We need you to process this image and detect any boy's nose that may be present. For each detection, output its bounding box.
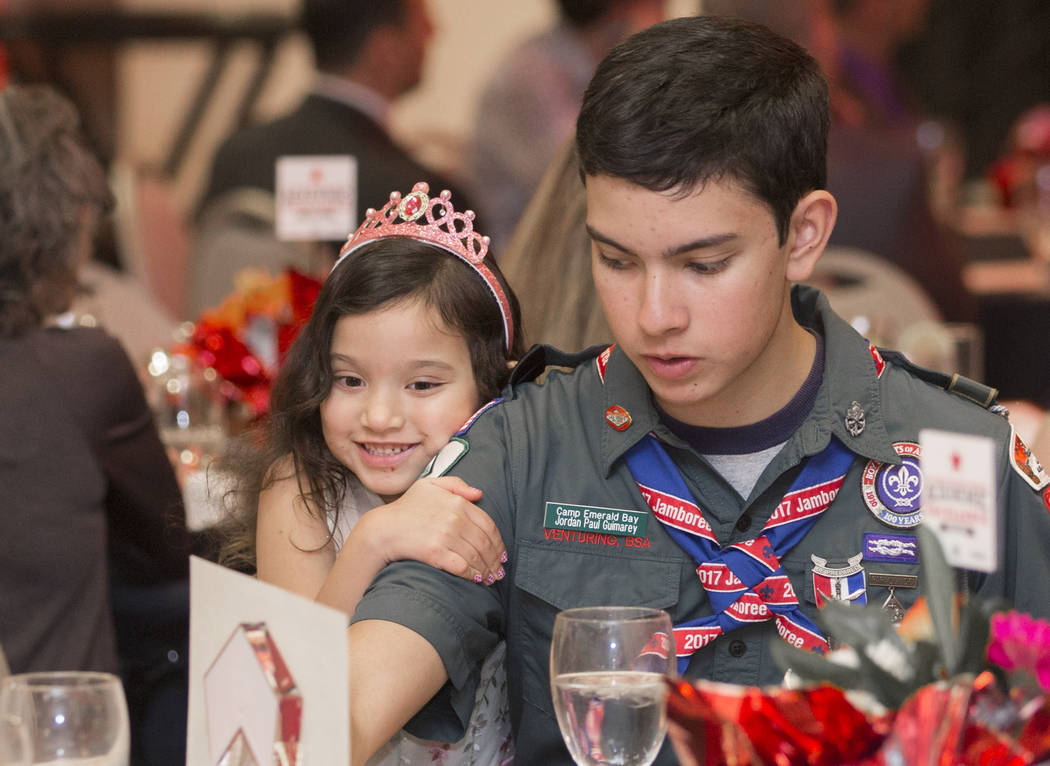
[637,272,687,336]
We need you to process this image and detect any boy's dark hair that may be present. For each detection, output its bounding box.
[301,0,407,72]
[217,237,524,571]
[576,14,829,243]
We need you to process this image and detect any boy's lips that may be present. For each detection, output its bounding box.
[355,442,418,468]
[642,354,700,380]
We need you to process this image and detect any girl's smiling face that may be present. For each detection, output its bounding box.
[320,298,480,501]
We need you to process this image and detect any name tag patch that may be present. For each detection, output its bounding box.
[544,502,648,538]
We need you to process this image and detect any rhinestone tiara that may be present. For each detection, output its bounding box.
[332,181,513,353]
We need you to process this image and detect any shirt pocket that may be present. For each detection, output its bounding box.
[515,540,681,717]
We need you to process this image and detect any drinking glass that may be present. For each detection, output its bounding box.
[0,712,30,765]
[550,606,674,766]
[0,672,129,765]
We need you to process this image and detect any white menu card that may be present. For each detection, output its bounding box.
[186,556,349,765]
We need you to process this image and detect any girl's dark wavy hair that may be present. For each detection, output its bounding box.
[217,237,525,571]
[0,85,113,337]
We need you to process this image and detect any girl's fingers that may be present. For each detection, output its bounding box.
[429,475,483,501]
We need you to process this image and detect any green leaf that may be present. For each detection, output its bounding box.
[954,601,993,677]
[770,640,862,689]
[917,525,960,674]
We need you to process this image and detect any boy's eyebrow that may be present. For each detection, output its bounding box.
[585,224,737,258]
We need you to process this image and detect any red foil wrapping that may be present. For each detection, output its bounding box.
[665,675,1050,766]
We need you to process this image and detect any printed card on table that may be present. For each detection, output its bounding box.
[919,429,998,573]
[187,556,349,766]
[275,155,357,241]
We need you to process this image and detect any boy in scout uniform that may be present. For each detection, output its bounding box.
[346,16,1050,765]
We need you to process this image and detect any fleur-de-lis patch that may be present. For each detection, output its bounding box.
[861,442,924,528]
[885,463,920,507]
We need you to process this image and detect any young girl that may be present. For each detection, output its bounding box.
[221,182,524,765]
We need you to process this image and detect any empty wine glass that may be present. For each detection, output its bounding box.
[0,672,129,765]
[550,606,675,766]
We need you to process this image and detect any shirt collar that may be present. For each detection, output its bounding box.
[792,284,899,465]
[311,74,391,130]
[595,284,900,475]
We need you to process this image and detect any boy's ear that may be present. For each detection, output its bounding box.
[784,190,837,282]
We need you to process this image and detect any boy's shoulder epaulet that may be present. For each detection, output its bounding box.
[509,343,607,386]
[878,348,1009,417]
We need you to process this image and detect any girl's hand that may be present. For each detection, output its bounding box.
[360,476,507,585]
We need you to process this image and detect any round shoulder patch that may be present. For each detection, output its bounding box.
[861,442,923,528]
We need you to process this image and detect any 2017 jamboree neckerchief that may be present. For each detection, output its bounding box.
[623,433,855,672]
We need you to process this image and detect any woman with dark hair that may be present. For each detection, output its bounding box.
[0,84,193,760]
[218,182,521,765]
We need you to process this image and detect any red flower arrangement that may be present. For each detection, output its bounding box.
[177,268,321,416]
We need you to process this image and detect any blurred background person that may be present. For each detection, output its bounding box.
[500,140,611,351]
[192,0,472,315]
[467,0,665,250]
[0,84,193,765]
[827,0,930,131]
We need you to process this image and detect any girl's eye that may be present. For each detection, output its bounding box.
[335,374,364,388]
[408,380,443,392]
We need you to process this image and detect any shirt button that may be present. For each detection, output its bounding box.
[728,640,747,658]
[735,515,752,532]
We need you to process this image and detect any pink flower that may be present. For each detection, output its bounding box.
[987,610,1050,692]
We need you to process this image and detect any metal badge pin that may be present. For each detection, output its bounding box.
[604,405,632,431]
[882,587,906,624]
[845,401,866,436]
[868,572,918,624]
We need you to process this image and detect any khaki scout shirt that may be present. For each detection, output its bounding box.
[353,285,1050,765]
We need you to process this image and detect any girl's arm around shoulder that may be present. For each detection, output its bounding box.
[319,476,505,615]
[257,458,506,616]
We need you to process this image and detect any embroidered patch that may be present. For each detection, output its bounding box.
[811,553,867,608]
[543,502,648,538]
[605,405,632,431]
[1010,424,1050,491]
[862,533,919,564]
[862,442,924,528]
[421,437,468,478]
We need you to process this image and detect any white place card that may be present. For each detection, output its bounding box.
[187,556,350,766]
[919,429,998,573]
[275,155,357,241]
